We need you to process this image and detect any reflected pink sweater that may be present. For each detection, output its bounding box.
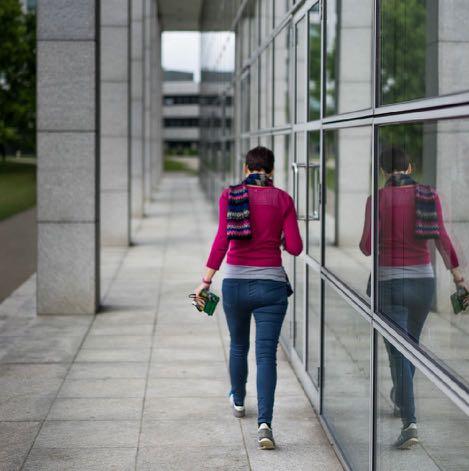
[206,186,303,270]
[359,186,459,269]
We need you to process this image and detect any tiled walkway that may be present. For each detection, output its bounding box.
[0,173,342,470]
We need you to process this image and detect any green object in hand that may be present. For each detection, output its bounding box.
[190,289,220,316]
[451,287,469,315]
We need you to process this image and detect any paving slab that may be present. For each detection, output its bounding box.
[58,378,147,398]
[0,395,55,421]
[0,421,41,470]
[23,447,136,471]
[136,445,249,471]
[35,420,140,448]
[47,397,143,421]
[67,362,148,379]
[75,348,151,363]
[139,418,242,448]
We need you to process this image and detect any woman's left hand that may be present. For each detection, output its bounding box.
[453,276,469,309]
[193,282,210,308]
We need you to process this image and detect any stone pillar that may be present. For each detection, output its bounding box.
[37,0,100,314]
[336,0,373,113]
[131,0,145,219]
[143,0,152,201]
[150,3,163,192]
[100,0,131,246]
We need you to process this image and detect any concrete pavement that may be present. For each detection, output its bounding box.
[0,173,342,470]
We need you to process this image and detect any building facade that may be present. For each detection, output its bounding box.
[163,70,200,154]
[200,1,469,470]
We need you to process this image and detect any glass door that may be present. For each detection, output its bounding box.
[306,130,322,393]
[292,131,307,361]
[292,13,307,363]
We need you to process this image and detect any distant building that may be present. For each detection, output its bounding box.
[163,70,200,154]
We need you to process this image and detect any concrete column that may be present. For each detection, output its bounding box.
[150,4,163,191]
[100,0,130,246]
[143,0,152,201]
[336,0,373,113]
[37,0,99,314]
[131,0,145,218]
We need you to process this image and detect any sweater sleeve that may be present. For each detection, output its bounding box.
[205,189,230,270]
[359,196,372,256]
[282,196,303,256]
[434,192,459,269]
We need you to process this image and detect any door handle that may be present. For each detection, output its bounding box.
[310,164,320,221]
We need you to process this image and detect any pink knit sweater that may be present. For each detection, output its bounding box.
[206,185,303,270]
[359,186,459,269]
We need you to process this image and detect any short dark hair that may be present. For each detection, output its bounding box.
[245,146,275,173]
[380,145,410,173]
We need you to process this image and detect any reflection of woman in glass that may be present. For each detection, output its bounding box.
[359,146,467,449]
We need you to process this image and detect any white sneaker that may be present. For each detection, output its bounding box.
[229,393,245,418]
[258,423,275,450]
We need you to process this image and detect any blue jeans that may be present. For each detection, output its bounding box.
[222,278,288,425]
[379,277,435,426]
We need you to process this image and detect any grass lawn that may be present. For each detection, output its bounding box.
[0,159,37,221]
[164,157,197,175]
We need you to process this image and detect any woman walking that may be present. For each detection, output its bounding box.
[194,146,302,449]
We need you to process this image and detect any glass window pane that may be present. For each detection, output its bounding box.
[274,0,290,27]
[240,138,250,179]
[294,257,305,358]
[323,282,371,471]
[250,59,259,131]
[260,0,273,43]
[295,16,307,123]
[308,3,321,121]
[308,130,321,261]
[249,0,259,53]
[241,73,250,133]
[376,332,469,469]
[274,24,291,126]
[295,131,306,164]
[307,265,321,385]
[273,133,291,192]
[281,252,294,344]
[380,0,469,105]
[250,135,259,148]
[259,134,272,149]
[260,45,273,129]
[241,12,251,65]
[325,127,372,300]
[377,120,469,385]
[326,0,373,116]
[295,132,307,244]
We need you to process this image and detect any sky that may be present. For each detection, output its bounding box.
[162,32,201,82]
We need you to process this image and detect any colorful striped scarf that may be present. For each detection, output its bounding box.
[386,173,440,239]
[227,173,274,240]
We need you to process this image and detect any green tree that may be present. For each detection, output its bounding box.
[380,0,427,105]
[380,0,427,169]
[0,0,36,159]
[308,5,321,120]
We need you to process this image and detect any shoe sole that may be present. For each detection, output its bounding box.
[397,437,419,450]
[232,408,245,418]
[258,438,275,450]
